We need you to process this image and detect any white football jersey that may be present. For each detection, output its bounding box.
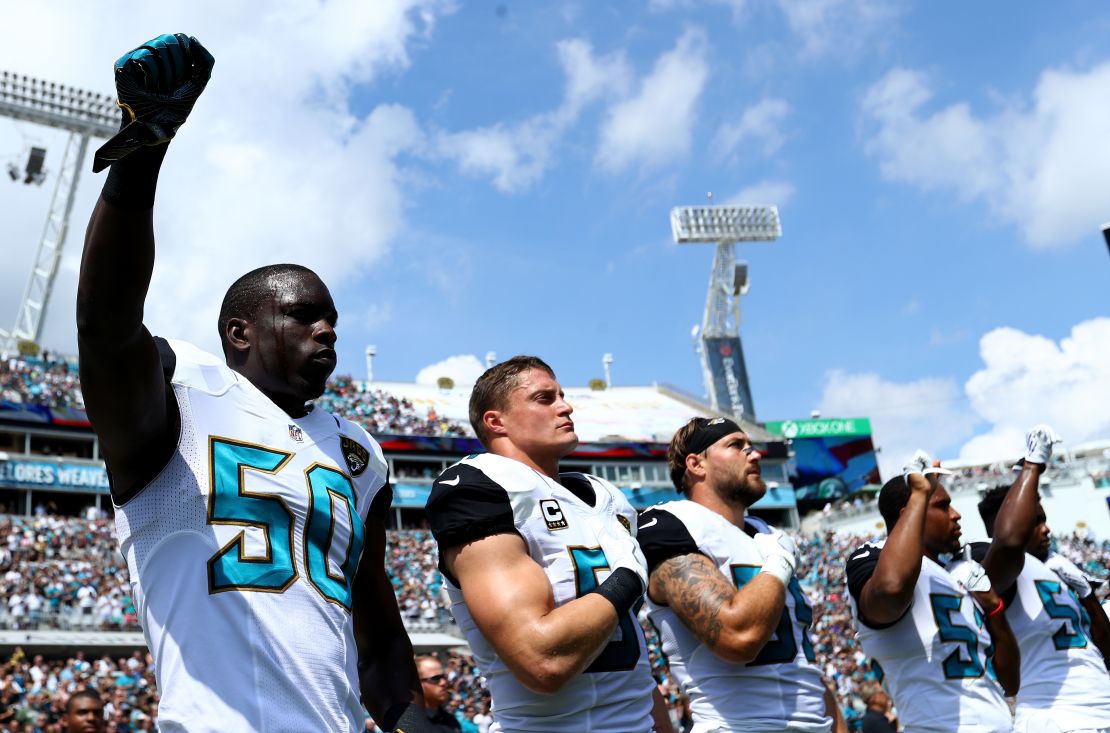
[426,453,655,733]
[638,501,831,733]
[1008,553,1110,730]
[846,541,1012,733]
[113,340,389,733]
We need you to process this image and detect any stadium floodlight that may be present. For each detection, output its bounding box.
[670,205,781,244]
[365,345,377,383]
[672,203,782,422]
[0,71,118,353]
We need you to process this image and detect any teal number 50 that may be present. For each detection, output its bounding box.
[207,438,365,610]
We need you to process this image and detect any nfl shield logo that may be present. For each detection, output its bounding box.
[288,424,303,443]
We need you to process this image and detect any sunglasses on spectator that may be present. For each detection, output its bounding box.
[421,673,447,684]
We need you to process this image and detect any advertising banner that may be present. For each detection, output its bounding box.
[0,459,110,493]
[764,417,880,508]
[703,336,755,421]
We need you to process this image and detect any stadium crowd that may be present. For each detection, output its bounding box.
[3,512,1110,731]
[0,354,472,440]
[0,355,81,412]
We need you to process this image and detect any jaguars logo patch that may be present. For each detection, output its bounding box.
[340,436,369,477]
[616,514,632,535]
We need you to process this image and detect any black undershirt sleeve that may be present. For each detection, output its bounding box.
[367,481,393,522]
[636,507,701,576]
[846,542,912,629]
[426,463,516,584]
[845,543,883,602]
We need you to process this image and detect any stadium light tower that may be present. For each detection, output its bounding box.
[671,203,781,421]
[365,345,377,383]
[602,353,613,388]
[0,71,117,352]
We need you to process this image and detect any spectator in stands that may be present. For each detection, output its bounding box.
[859,689,896,733]
[416,656,462,732]
[64,689,105,733]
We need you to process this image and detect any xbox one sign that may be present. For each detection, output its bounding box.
[765,417,871,439]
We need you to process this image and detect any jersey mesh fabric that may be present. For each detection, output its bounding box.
[1008,554,1110,730]
[641,501,831,733]
[430,453,655,733]
[113,341,387,733]
[847,544,1012,733]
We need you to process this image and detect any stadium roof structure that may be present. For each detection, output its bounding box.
[369,380,774,444]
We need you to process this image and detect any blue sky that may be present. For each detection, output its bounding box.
[1,1,1108,473]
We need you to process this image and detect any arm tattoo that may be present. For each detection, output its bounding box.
[656,553,734,650]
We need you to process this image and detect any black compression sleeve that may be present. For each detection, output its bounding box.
[588,567,643,616]
[101,143,169,209]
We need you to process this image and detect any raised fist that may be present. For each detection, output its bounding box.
[1024,424,1062,466]
[902,449,951,492]
[93,34,215,172]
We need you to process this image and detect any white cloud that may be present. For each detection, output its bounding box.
[435,38,630,193]
[723,179,795,207]
[959,318,1110,463]
[415,354,486,386]
[862,63,1110,248]
[818,370,977,480]
[817,318,1110,475]
[713,98,791,159]
[0,0,452,353]
[596,29,709,172]
[775,0,902,59]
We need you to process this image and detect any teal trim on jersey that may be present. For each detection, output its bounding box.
[1034,579,1088,650]
[928,593,986,679]
[730,565,816,665]
[787,578,817,662]
[304,465,365,610]
[568,546,642,673]
[208,440,296,592]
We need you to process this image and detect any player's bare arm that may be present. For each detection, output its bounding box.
[649,551,785,664]
[1080,594,1110,670]
[352,518,430,732]
[77,34,213,501]
[980,463,1043,592]
[973,586,1020,696]
[444,532,623,694]
[982,426,1060,592]
[858,470,938,626]
[823,679,848,733]
[650,687,676,733]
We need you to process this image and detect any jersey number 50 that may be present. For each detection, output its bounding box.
[206,437,365,611]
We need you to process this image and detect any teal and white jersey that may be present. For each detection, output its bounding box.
[1008,553,1110,731]
[638,501,831,733]
[427,452,656,733]
[846,542,1012,733]
[113,340,389,733]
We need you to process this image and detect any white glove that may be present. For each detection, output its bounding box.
[1045,553,1093,599]
[603,528,649,592]
[754,528,797,586]
[947,546,991,593]
[1024,424,1062,466]
[903,449,952,483]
